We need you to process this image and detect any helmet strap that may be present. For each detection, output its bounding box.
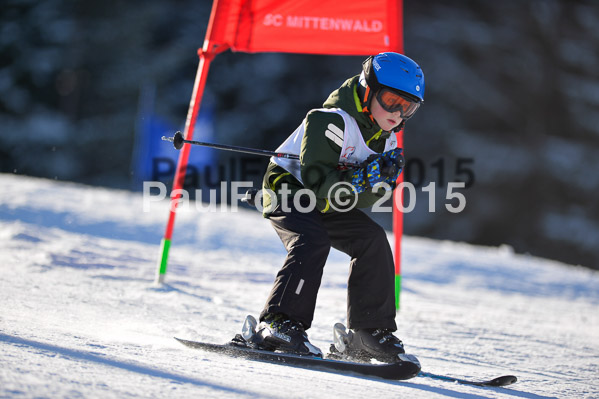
[357,76,376,123]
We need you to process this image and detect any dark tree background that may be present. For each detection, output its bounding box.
[1,0,598,269]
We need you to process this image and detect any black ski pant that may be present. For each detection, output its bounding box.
[260,204,397,331]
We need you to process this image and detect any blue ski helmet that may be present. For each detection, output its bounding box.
[362,52,425,103]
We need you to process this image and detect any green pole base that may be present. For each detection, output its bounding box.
[155,238,171,284]
[395,274,402,311]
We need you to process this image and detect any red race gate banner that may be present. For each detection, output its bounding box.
[158,0,405,309]
[207,0,402,55]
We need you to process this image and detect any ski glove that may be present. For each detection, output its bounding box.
[350,155,385,194]
[381,148,404,188]
[350,149,404,194]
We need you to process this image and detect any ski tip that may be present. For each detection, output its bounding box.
[488,375,518,387]
[174,337,196,346]
[418,371,518,387]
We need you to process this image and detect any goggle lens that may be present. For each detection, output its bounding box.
[376,89,421,119]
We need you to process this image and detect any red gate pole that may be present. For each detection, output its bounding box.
[392,0,405,311]
[154,48,219,284]
[393,130,404,310]
[154,0,232,284]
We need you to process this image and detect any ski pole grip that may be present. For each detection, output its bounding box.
[381,164,399,177]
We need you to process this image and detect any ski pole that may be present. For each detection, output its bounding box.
[162,131,305,162]
[162,131,404,207]
[162,131,367,169]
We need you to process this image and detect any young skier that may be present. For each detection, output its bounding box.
[254,52,424,362]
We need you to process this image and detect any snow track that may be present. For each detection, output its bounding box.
[1,174,598,398]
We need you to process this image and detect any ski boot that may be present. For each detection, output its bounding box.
[238,314,323,357]
[333,323,408,363]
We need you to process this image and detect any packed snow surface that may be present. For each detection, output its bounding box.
[1,174,598,398]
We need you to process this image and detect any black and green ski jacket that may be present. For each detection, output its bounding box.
[262,75,396,215]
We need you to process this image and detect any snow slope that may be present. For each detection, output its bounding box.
[1,173,598,399]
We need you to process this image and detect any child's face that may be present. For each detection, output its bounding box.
[371,96,404,132]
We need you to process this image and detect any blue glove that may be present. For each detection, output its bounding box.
[350,155,386,194]
[350,150,405,194]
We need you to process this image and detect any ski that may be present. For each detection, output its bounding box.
[332,322,517,387]
[418,371,517,387]
[174,337,421,381]
[176,317,516,387]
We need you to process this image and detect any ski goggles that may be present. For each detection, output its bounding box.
[376,88,421,119]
